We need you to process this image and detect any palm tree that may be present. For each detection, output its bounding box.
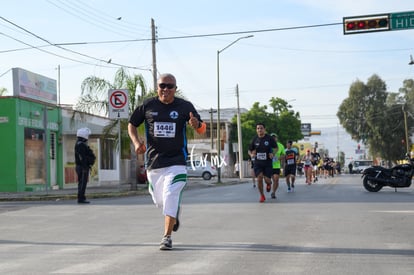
[0,87,7,96]
[74,67,150,159]
[74,68,192,188]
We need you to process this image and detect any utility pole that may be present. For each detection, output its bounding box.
[209,108,217,151]
[403,104,410,154]
[57,65,60,106]
[216,35,253,183]
[236,84,244,179]
[151,18,157,91]
[43,106,49,194]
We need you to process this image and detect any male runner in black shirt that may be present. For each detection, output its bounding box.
[128,73,206,250]
[248,123,277,203]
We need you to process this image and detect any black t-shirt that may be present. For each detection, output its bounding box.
[285,148,298,167]
[248,134,277,166]
[311,152,320,165]
[129,96,203,170]
[323,157,334,169]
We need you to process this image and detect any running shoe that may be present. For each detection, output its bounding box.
[159,235,172,250]
[271,192,276,199]
[260,194,266,203]
[266,183,271,192]
[287,188,291,193]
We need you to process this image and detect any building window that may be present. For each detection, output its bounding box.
[24,128,45,184]
[100,138,115,169]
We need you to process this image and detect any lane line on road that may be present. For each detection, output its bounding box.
[370,210,414,214]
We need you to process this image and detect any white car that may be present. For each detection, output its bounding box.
[186,160,217,180]
[350,160,373,174]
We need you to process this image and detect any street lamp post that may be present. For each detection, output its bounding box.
[216,34,253,183]
[209,108,217,151]
[403,104,410,154]
[236,84,244,179]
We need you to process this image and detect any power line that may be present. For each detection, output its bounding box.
[1,17,410,63]
[43,22,344,46]
[0,16,150,71]
[0,44,51,54]
[0,21,343,51]
[46,0,149,38]
[0,18,342,72]
[1,15,407,71]
[0,31,108,67]
[71,0,149,32]
[0,68,11,78]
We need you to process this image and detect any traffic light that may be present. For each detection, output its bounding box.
[343,14,390,34]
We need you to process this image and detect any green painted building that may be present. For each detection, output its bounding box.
[0,97,61,192]
[0,67,138,193]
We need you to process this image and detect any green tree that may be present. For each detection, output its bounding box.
[229,98,302,161]
[0,87,7,96]
[392,78,414,156]
[399,79,414,110]
[74,67,149,158]
[268,97,302,145]
[337,75,386,144]
[75,68,190,159]
[319,148,329,159]
[337,74,410,163]
[338,151,345,169]
[232,102,269,162]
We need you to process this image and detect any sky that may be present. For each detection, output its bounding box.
[1,0,414,159]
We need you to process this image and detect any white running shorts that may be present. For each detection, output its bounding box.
[147,165,187,218]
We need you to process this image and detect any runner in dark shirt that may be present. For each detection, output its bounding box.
[128,73,206,250]
[129,96,202,170]
[248,123,277,203]
[284,140,298,192]
[311,149,321,182]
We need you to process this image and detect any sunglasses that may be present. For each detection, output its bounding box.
[158,83,176,89]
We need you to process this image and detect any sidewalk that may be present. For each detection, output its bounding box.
[0,178,247,201]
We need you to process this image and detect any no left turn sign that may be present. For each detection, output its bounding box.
[108,89,129,119]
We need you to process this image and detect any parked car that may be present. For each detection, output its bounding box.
[186,160,217,180]
[350,160,374,174]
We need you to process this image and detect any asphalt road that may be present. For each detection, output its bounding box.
[1,174,413,274]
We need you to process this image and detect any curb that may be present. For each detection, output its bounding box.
[0,190,148,202]
[0,179,247,202]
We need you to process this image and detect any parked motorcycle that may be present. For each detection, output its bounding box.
[361,156,414,192]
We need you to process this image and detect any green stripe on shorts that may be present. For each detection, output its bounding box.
[172,173,187,185]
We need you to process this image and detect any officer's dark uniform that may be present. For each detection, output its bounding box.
[74,134,95,203]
